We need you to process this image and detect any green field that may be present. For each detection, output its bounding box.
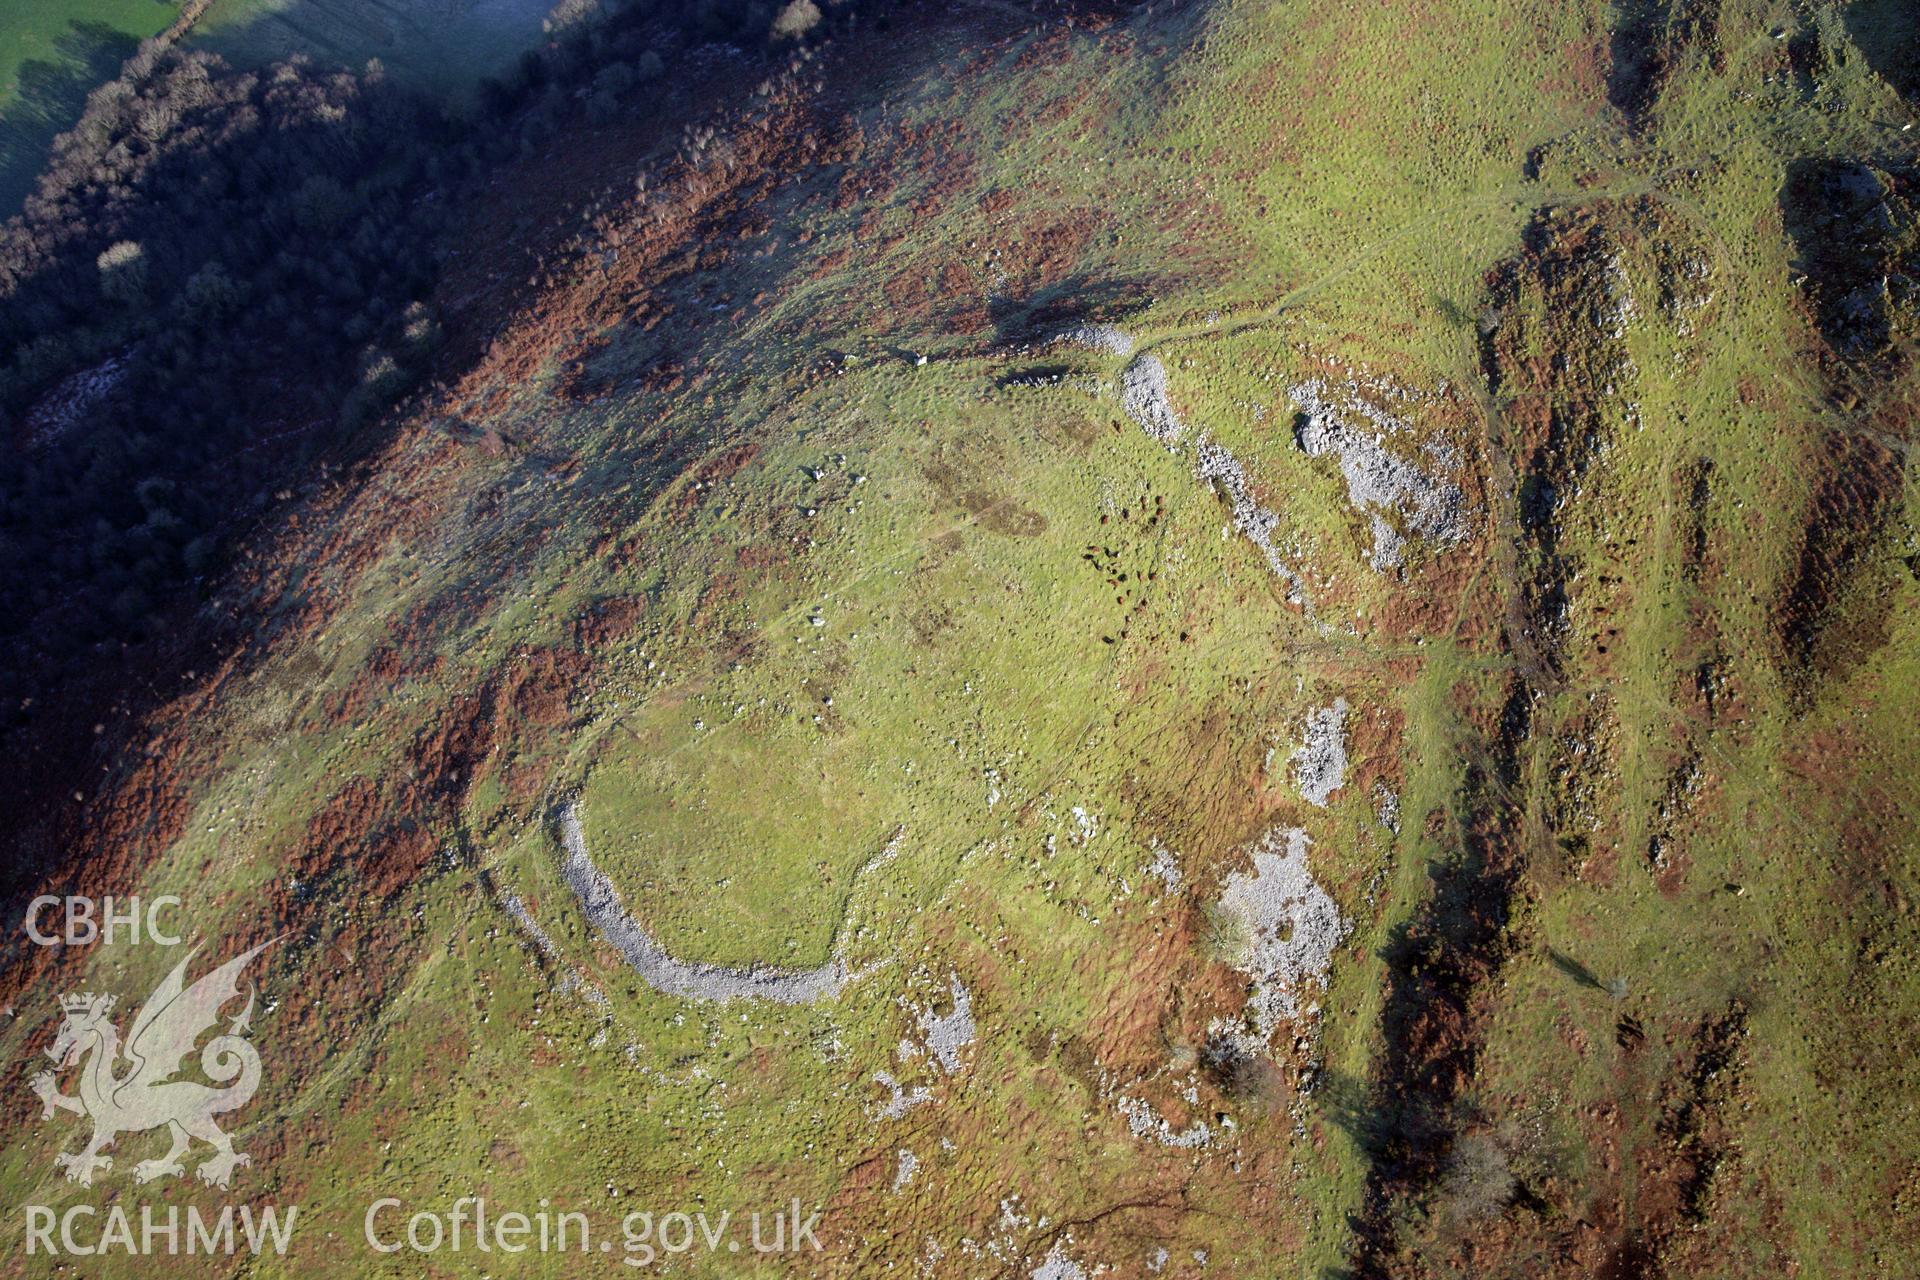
[193,0,558,102]
[0,0,556,216]
[0,0,178,214]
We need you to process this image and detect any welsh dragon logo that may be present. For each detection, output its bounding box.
[29,942,272,1189]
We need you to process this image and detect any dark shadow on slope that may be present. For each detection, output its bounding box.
[0,0,777,887]
[1780,156,1916,359]
[989,272,1154,347]
[1607,0,1721,131]
[1773,428,1905,706]
[1772,157,1913,704]
[1313,1068,1401,1168]
[1335,677,1532,1278]
[0,49,457,902]
[0,0,1132,896]
[1844,0,1920,107]
[1608,0,1674,124]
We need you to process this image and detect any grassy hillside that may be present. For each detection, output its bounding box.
[1,0,1914,1277]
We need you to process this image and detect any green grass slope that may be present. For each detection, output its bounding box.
[1,1,1915,1277]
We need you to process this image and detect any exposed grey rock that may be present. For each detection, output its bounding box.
[25,352,131,450]
[1145,842,1183,894]
[556,803,852,1004]
[1054,322,1136,358]
[874,1071,932,1119]
[1032,1243,1090,1280]
[1215,827,1350,1034]
[501,891,560,957]
[1120,354,1185,444]
[1117,349,1310,603]
[1193,436,1308,602]
[1373,781,1402,833]
[1116,1093,1212,1148]
[1291,697,1350,807]
[1290,379,1468,570]
[901,974,975,1074]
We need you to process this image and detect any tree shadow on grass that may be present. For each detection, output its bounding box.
[1546,947,1611,993]
[988,271,1155,347]
[0,20,147,216]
